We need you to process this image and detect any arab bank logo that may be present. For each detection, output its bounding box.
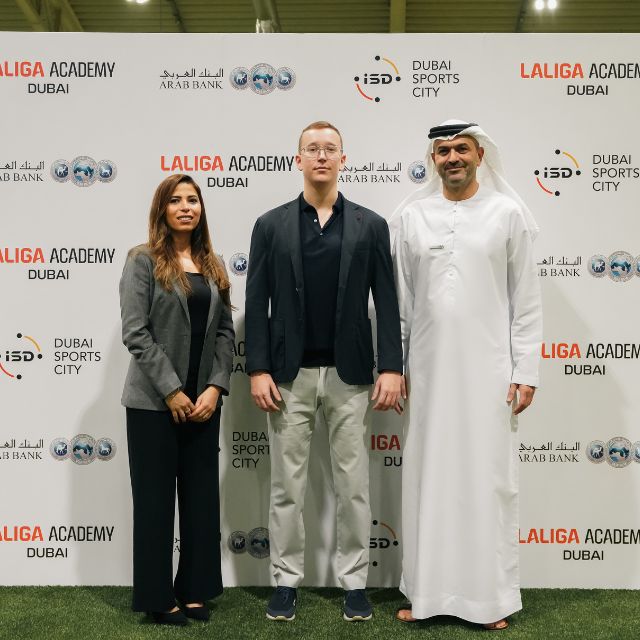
[227,530,247,554]
[71,434,96,465]
[247,526,269,559]
[633,442,640,463]
[533,149,581,196]
[606,436,632,468]
[588,255,607,278]
[96,437,116,461]
[230,64,296,94]
[608,251,634,282]
[229,252,248,276]
[354,55,402,103]
[0,333,43,381]
[585,440,606,464]
[407,160,427,184]
[49,438,70,461]
[50,157,117,186]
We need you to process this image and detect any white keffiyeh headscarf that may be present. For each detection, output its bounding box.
[390,119,539,240]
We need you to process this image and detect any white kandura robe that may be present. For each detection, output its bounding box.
[392,186,542,623]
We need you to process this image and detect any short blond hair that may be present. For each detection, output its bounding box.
[298,121,343,151]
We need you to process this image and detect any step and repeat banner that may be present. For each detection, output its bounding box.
[1,33,639,588]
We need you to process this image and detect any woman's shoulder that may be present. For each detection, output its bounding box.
[127,244,153,262]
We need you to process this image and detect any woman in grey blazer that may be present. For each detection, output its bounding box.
[119,174,234,625]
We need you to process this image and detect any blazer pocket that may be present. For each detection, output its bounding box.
[269,318,285,371]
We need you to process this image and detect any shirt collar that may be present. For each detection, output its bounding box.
[299,192,344,216]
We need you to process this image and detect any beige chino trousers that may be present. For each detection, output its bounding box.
[268,366,371,590]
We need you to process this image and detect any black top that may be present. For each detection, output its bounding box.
[185,272,211,401]
[299,192,344,367]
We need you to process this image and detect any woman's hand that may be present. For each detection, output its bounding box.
[165,391,195,424]
[189,386,220,422]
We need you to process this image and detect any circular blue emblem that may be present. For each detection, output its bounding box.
[49,437,70,461]
[96,160,117,183]
[228,530,248,554]
[50,160,70,183]
[588,255,607,278]
[71,434,96,465]
[585,440,605,464]
[635,255,640,277]
[606,436,632,468]
[408,160,427,184]
[247,527,270,559]
[229,252,248,276]
[96,437,116,461]
[633,441,640,463]
[249,63,276,95]
[608,251,634,282]
[230,67,249,90]
[71,156,97,187]
[275,67,296,90]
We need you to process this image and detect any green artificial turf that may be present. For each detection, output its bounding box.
[0,587,637,640]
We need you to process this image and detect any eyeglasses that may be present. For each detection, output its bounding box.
[300,145,342,158]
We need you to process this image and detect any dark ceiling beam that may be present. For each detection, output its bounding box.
[252,0,282,32]
[516,0,528,32]
[390,0,406,32]
[14,0,83,31]
[166,0,187,32]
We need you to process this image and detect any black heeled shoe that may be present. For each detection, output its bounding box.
[182,602,210,622]
[149,609,189,626]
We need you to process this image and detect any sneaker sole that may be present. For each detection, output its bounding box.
[266,613,295,621]
[343,613,372,622]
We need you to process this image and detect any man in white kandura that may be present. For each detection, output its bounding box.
[390,120,542,631]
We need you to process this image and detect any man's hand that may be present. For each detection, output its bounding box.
[189,386,220,422]
[250,371,282,412]
[507,383,536,415]
[372,371,405,414]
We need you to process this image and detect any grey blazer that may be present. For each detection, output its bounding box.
[119,247,235,411]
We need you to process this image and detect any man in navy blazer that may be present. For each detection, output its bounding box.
[245,121,404,622]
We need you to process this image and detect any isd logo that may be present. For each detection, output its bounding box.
[230,64,296,94]
[227,530,248,554]
[585,440,606,464]
[533,149,581,196]
[407,160,427,184]
[247,527,270,559]
[606,436,632,468]
[229,253,248,276]
[369,519,399,567]
[354,55,401,103]
[50,157,117,186]
[0,333,43,381]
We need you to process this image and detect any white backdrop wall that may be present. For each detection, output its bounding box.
[1,33,639,588]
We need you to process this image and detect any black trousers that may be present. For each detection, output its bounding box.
[126,407,222,612]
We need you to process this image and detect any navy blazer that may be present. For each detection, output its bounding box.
[245,196,402,385]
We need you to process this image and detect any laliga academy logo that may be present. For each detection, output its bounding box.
[354,55,401,103]
[0,333,43,380]
[50,157,116,186]
[533,149,581,196]
[229,64,295,94]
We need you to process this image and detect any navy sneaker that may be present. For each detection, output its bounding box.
[266,586,297,621]
[343,589,372,621]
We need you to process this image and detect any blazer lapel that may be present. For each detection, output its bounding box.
[173,280,190,326]
[204,278,221,337]
[336,199,364,319]
[284,200,304,304]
